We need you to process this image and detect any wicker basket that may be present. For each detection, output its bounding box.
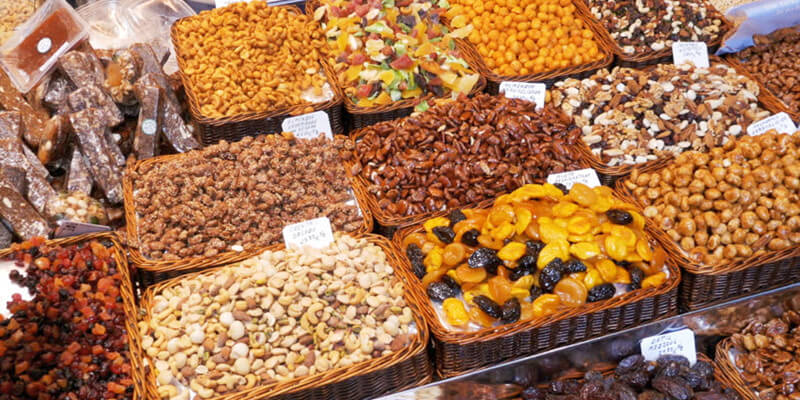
[305,0,487,131]
[170,5,345,146]
[615,181,800,312]
[131,233,432,400]
[724,57,800,124]
[0,233,144,400]
[392,203,681,377]
[575,0,733,67]
[715,339,764,400]
[122,137,374,287]
[455,0,615,94]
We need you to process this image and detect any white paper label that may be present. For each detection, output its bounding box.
[281,111,333,140]
[641,329,697,365]
[282,217,334,249]
[747,112,797,136]
[54,220,111,238]
[547,168,601,189]
[142,119,157,135]
[499,82,546,109]
[37,37,52,54]
[672,42,710,68]
[215,0,253,7]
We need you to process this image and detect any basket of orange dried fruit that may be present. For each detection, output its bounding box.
[393,183,680,377]
[444,0,615,93]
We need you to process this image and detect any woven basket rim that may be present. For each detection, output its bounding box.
[0,233,145,400]
[714,338,760,400]
[724,56,800,122]
[131,233,431,400]
[170,4,344,126]
[122,135,374,272]
[614,177,800,276]
[390,197,682,344]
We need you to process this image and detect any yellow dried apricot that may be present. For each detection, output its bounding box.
[596,259,618,282]
[642,246,667,275]
[456,264,487,283]
[642,272,667,289]
[464,283,490,305]
[636,239,653,261]
[488,275,513,304]
[492,221,516,241]
[521,302,535,321]
[524,219,541,240]
[614,267,631,284]
[589,194,613,213]
[567,215,593,235]
[532,294,561,318]
[443,298,469,326]
[512,275,534,290]
[605,236,628,260]
[538,239,570,269]
[489,204,516,226]
[583,268,603,289]
[514,207,532,234]
[424,217,450,233]
[424,247,444,271]
[422,266,449,288]
[443,243,467,266]
[552,201,579,218]
[610,225,637,247]
[469,306,496,327]
[630,210,645,230]
[402,232,427,249]
[539,218,569,243]
[570,242,601,260]
[498,242,527,261]
[554,277,587,307]
[477,234,504,250]
[567,183,598,207]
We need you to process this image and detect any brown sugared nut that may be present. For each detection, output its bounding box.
[736,26,800,115]
[131,135,364,260]
[341,93,587,217]
[625,131,800,266]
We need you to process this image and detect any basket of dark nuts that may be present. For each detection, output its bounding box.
[393,183,680,377]
[616,131,800,311]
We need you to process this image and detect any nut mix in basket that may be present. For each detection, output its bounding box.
[521,354,740,400]
[131,135,363,261]
[549,63,771,167]
[587,0,725,55]
[727,310,800,399]
[1,238,134,399]
[446,0,606,76]
[173,2,334,118]
[402,183,668,331]
[734,26,800,115]
[622,132,800,266]
[342,93,586,218]
[312,0,480,107]
[140,234,415,399]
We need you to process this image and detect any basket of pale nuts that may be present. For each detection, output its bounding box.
[616,131,800,311]
[132,233,431,400]
[170,1,344,146]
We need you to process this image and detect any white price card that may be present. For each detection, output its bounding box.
[281,111,333,140]
[54,220,111,238]
[283,217,334,249]
[547,168,601,189]
[747,112,797,136]
[215,0,253,7]
[641,328,697,365]
[672,42,710,68]
[499,82,546,109]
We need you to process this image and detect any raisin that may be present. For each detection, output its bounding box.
[606,209,634,225]
[521,387,546,400]
[652,376,693,400]
[501,297,521,323]
[427,281,457,302]
[441,275,462,296]
[510,258,536,281]
[566,259,587,273]
[526,240,545,257]
[448,209,467,227]
[461,229,480,246]
[468,247,502,271]
[554,183,569,195]
[406,244,426,279]
[691,361,714,380]
[473,295,502,319]
[616,354,645,375]
[540,258,566,292]
[629,268,644,290]
[587,283,615,302]
[433,226,455,244]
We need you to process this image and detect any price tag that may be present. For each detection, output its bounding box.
[547,168,601,189]
[282,217,334,249]
[54,220,111,238]
[215,0,252,7]
[641,328,697,365]
[672,42,710,68]
[747,112,797,136]
[499,82,546,109]
[281,111,333,140]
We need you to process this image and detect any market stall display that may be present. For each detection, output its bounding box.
[309,0,484,129]
[171,2,344,145]
[549,62,774,183]
[133,233,431,400]
[0,1,40,45]
[394,183,679,376]
[618,131,800,310]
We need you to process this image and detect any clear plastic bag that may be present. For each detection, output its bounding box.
[716,0,800,54]
[122,0,195,74]
[77,0,140,50]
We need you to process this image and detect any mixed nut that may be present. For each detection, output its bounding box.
[735,26,800,116]
[550,63,771,167]
[730,311,800,400]
[141,234,415,400]
[343,94,586,218]
[403,183,668,331]
[623,132,800,266]
[587,0,725,55]
[131,134,363,261]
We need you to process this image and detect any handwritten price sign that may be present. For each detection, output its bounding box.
[282,217,334,249]
[641,329,697,365]
[672,42,710,68]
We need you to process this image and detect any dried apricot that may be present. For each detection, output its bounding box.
[477,234,504,249]
[424,217,450,233]
[596,259,618,282]
[489,204,516,226]
[456,264,487,283]
[469,306,496,327]
[537,239,570,269]
[492,221,515,240]
[641,246,667,275]
[532,294,561,317]
[583,268,603,289]
[443,298,469,326]
[636,239,653,261]
[605,236,628,260]
[402,232,428,249]
[488,275,513,304]
[514,207,533,234]
[424,247,444,271]
[552,201,579,218]
[498,242,527,261]
[567,183,598,207]
[567,215,593,235]
[614,267,631,284]
[554,277,587,307]
[524,219,541,240]
[570,241,601,260]
[422,266,450,288]
[642,272,667,289]
[520,302,535,321]
[539,218,569,243]
[443,242,467,266]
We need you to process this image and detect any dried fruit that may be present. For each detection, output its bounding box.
[540,259,566,292]
[468,247,502,270]
[448,209,468,227]
[461,229,481,247]
[501,297,521,324]
[427,281,458,302]
[473,295,503,319]
[607,209,634,225]
[443,298,470,326]
[433,226,456,244]
[406,244,426,279]
[587,283,616,302]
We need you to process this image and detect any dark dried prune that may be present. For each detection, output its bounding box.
[521,387,546,400]
[554,183,569,195]
[441,275,461,296]
[433,226,455,244]
[540,259,566,292]
[587,283,615,302]
[566,259,587,273]
[652,376,692,400]
[468,247,502,272]
[461,229,480,247]
[611,382,638,400]
[638,390,667,400]
[501,297,521,323]
[694,392,729,400]
[406,244,426,279]
[526,240,545,257]
[622,371,651,389]
[607,209,634,225]
[448,209,467,226]
[511,257,536,281]
[691,361,714,379]
[656,355,690,369]
[473,295,502,319]
[549,380,582,394]
[427,281,457,302]
[629,268,644,290]
[529,286,543,300]
[616,354,645,375]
